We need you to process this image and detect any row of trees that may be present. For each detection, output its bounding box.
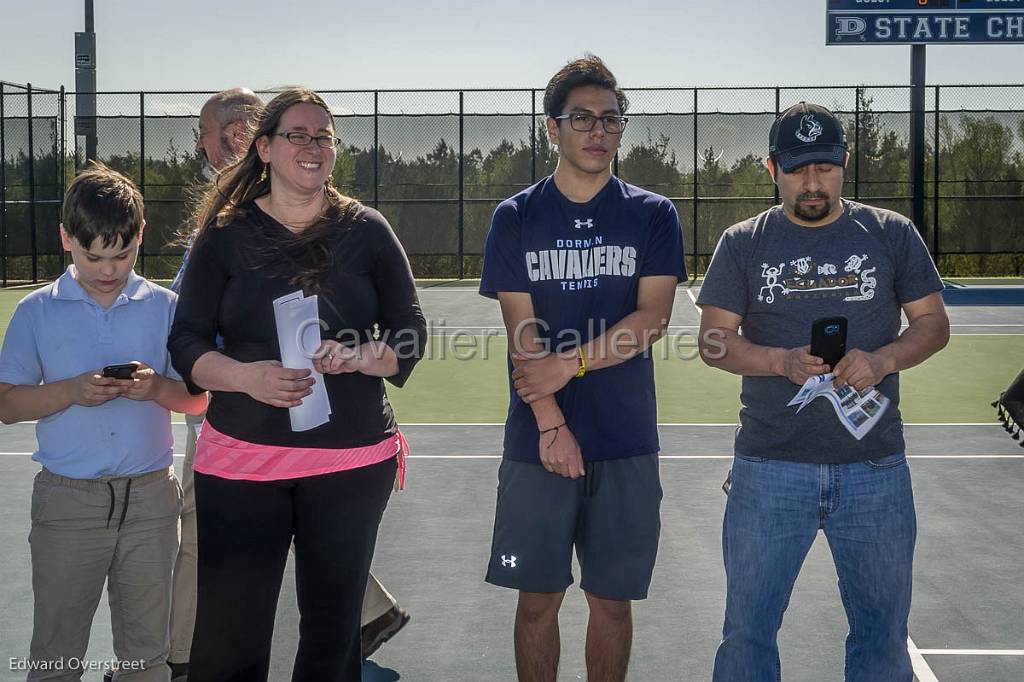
[1,100,1021,279]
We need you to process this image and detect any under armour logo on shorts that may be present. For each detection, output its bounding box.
[500,554,518,568]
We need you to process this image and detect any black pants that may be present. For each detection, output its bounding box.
[189,457,396,682]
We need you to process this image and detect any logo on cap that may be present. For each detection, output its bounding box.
[795,114,824,144]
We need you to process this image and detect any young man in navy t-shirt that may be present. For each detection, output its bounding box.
[480,55,686,682]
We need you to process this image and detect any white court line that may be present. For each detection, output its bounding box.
[0,421,1000,426]
[685,288,699,308]
[382,422,1005,427]
[8,417,999,421]
[432,327,1024,331]
[415,288,482,293]
[1,282,47,290]
[2,453,1022,460]
[436,325,703,330]
[910,455,1024,459]
[908,636,941,682]
[915,649,1024,656]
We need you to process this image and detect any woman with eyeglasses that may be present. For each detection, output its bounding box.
[169,87,426,682]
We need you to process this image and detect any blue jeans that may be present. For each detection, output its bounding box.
[712,452,916,682]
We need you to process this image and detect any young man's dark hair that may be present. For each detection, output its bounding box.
[543,54,629,118]
[61,161,144,249]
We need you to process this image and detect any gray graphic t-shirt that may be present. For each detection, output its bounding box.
[697,201,943,463]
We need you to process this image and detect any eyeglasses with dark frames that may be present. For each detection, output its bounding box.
[275,132,341,148]
[553,112,628,134]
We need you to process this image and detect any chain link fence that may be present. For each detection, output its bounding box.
[1,82,1022,283]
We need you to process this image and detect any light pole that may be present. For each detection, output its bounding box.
[75,0,97,163]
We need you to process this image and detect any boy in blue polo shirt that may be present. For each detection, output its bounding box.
[0,163,208,681]
[480,56,685,682]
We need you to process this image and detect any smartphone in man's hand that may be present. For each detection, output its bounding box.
[810,316,847,370]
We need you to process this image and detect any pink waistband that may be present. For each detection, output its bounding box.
[194,422,408,486]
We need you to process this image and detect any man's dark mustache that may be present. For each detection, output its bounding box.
[798,192,829,202]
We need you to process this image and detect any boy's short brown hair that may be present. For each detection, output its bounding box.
[62,162,144,248]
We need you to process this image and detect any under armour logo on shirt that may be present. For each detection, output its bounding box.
[500,554,517,568]
[574,219,594,230]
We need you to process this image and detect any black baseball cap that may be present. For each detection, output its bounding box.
[768,102,848,173]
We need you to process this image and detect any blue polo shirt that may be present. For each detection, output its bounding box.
[480,176,686,463]
[0,266,180,478]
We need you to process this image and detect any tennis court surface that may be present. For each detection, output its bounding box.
[1,281,1021,681]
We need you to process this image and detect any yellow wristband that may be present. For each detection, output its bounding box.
[574,347,586,379]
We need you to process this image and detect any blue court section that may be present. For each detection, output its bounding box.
[942,283,1024,306]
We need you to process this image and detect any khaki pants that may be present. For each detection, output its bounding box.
[168,413,201,663]
[28,467,182,682]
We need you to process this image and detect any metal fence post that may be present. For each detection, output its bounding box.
[1,82,6,287]
[774,87,781,206]
[854,87,861,201]
[59,86,66,274]
[933,85,940,259]
[139,91,146,275]
[458,90,465,280]
[910,47,927,237]
[73,98,80,174]
[692,88,699,279]
[530,89,536,185]
[372,91,379,209]
[613,136,619,178]
[60,87,66,193]
[28,83,37,283]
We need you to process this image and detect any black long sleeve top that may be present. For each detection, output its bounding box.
[168,203,427,449]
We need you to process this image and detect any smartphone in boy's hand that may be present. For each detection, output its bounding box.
[116,362,163,402]
[102,363,139,380]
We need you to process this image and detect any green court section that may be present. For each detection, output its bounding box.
[1,285,1016,425]
[0,290,29,341]
[386,335,1019,424]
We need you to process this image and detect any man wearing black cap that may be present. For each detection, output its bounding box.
[697,102,950,681]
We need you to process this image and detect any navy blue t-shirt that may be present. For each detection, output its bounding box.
[480,176,686,463]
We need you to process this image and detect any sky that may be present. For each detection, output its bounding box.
[4,0,1024,93]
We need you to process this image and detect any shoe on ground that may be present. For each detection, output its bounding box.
[361,606,411,659]
[168,660,189,681]
[105,662,187,681]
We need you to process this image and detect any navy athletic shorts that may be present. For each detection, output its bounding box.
[485,452,662,600]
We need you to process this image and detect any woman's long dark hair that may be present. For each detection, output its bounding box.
[191,87,360,292]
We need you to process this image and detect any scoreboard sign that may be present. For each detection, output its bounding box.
[827,0,1024,44]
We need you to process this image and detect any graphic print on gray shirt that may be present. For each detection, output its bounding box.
[697,201,944,464]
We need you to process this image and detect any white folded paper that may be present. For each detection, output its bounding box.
[787,372,890,440]
[272,290,332,432]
